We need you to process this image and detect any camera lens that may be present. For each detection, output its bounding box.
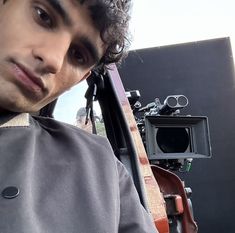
[156,127,190,153]
[166,96,177,107]
[178,95,188,107]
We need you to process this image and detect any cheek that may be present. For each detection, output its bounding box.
[0,9,33,54]
[52,70,87,95]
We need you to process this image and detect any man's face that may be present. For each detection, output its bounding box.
[0,0,105,113]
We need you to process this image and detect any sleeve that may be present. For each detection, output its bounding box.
[117,160,159,233]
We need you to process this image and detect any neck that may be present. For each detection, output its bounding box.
[0,108,17,115]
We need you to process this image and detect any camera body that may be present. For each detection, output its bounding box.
[128,92,212,171]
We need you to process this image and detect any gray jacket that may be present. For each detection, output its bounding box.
[0,113,158,233]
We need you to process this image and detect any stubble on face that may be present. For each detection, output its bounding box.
[0,0,105,114]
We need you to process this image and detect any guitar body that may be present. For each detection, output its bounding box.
[107,64,169,232]
[106,64,198,233]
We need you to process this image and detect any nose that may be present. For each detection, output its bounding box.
[32,36,70,74]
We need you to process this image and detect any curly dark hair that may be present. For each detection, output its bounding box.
[79,0,132,66]
[3,0,132,66]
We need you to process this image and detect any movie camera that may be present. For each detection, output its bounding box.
[126,91,212,171]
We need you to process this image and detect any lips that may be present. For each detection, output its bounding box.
[11,61,45,93]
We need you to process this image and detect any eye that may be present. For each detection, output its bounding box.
[34,6,54,28]
[69,46,87,66]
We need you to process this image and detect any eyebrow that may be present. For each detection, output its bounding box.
[47,0,72,26]
[47,0,101,65]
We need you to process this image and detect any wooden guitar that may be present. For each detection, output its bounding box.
[107,63,170,233]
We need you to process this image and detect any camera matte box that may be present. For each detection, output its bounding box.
[145,115,212,160]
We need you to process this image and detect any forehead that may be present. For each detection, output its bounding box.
[50,0,93,24]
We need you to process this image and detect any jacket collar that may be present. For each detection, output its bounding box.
[0,113,30,128]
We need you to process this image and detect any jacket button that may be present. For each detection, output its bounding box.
[2,186,20,199]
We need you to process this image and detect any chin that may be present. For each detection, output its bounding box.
[0,101,36,114]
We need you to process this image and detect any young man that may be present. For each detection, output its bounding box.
[0,0,158,232]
